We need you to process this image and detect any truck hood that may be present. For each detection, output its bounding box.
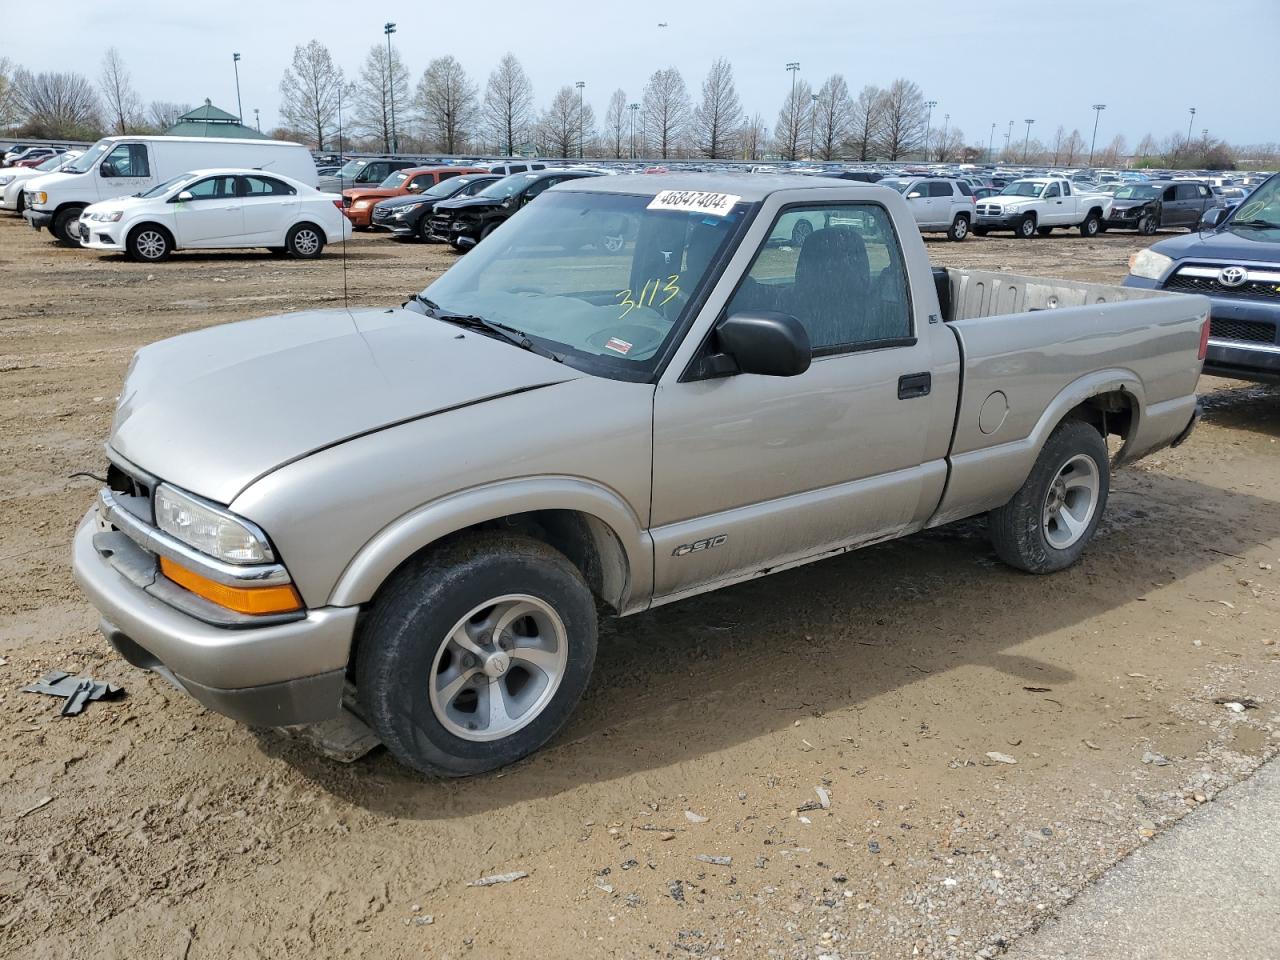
[1151,224,1280,263]
[434,196,504,214]
[110,306,576,504]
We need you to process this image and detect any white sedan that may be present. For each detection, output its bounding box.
[0,151,82,213]
[77,168,352,262]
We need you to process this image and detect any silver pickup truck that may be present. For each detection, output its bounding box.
[73,174,1207,776]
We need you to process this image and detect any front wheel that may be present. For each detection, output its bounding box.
[947,215,969,241]
[1016,214,1037,239]
[286,222,325,258]
[127,224,172,262]
[355,534,598,777]
[988,419,1110,574]
[53,206,85,247]
[1139,214,1157,236]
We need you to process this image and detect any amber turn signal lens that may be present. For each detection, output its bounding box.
[160,557,303,615]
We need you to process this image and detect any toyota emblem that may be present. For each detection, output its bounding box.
[1218,266,1248,287]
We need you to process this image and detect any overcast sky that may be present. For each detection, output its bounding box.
[4,0,1277,148]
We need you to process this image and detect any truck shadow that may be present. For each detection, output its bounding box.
[258,448,1280,819]
[1198,379,1280,438]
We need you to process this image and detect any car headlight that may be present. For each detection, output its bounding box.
[1128,248,1173,280]
[90,210,123,222]
[31,191,47,205]
[154,483,275,564]
[0,175,13,186]
[397,202,425,214]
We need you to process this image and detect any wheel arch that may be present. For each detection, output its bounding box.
[328,477,651,615]
[291,219,328,244]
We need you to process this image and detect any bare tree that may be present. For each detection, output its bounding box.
[741,112,766,161]
[146,101,192,132]
[0,58,19,129]
[482,53,534,155]
[12,69,101,138]
[772,79,811,161]
[876,78,926,161]
[278,40,344,150]
[934,125,965,163]
[98,47,140,135]
[847,85,883,161]
[812,74,852,161]
[1061,128,1085,165]
[603,88,628,159]
[352,43,410,151]
[692,58,741,159]
[1136,132,1158,163]
[642,67,691,159]
[541,85,591,157]
[1099,133,1127,166]
[415,56,477,153]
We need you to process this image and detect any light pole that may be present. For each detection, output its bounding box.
[232,53,243,123]
[1088,104,1106,165]
[384,22,398,154]
[1184,106,1197,161]
[988,122,996,163]
[786,62,800,99]
[939,113,949,162]
[628,102,639,159]
[808,93,818,160]
[575,81,586,159]
[784,63,800,160]
[1004,120,1014,160]
[923,100,937,161]
[1022,118,1035,162]
[253,108,260,132]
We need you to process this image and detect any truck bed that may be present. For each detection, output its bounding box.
[925,268,1207,528]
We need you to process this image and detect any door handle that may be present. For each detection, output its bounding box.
[898,372,931,399]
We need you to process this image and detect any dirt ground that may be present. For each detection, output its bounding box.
[1,215,1278,960]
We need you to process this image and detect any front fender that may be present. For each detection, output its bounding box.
[327,476,653,612]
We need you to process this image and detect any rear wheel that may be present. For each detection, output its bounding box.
[127,224,172,262]
[285,222,325,258]
[947,215,970,241]
[988,419,1110,574]
[1079,212,1101,237]
[53,206,85,247]
[355,533,598,777]
[1016,214,1037,239]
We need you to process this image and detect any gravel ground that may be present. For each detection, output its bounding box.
[1,216,1278,960]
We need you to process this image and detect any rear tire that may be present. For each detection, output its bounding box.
[355,533,598,777]
[988,419,1110,574]
[285,222,325,258]
[1079,212,1101,237]
[126,224,172,262]
[947,215,970,241]
[1016,214,1037,239]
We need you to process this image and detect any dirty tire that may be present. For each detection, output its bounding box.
[53,207,85,247]
[947,215,969,241]
[1079,212,1101,237]
[1139,214,1157,236]
[1016,214,1037,239]
[988,419,1110,574]
[479,221,501,242]
[355,533,598,777]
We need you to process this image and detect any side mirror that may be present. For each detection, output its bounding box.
[699,311,812,379]
[1199,207,1229,230]
[407,183,422,193]
[99,162,116,178]
[175,190,194,202]
[906,191,923,199]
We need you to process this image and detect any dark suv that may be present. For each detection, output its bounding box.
[371,174,500,240]
[317,157,422,194]
[428,169,602,250]
[1105,180,1218,235]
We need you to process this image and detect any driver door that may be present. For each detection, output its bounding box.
[649,202,957,601]
[98,143,155,201]
[172,175,243,246]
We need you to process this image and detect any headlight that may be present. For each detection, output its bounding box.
[96,211,123,222]
[32,191,47,205]
[0,175,14,186]
[396,202,424,214]
[1128,248,1173,280]
[154,483,275,564]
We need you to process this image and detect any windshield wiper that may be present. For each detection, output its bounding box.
[407,294,562,362]
[1234,218,1280,229]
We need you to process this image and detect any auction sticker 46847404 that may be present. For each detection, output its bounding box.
[647,190,741,216]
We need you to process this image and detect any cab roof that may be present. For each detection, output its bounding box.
[554,171,887,202]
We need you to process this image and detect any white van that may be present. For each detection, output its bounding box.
[23,136,316,245]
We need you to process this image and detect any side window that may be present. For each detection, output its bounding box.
[462,179,490,196]
[524,177,556,199]
[360,163,387,182]
[1175,184,1198,201]
[1061,182,1072,196]
[955,181,973,197]
[240,175,294,197]
[437,171,460,183]
[904,181,926,199]
[183,175,236,199]
[1163,186,1177,201]
[1197,185,1211,198]
[508,164,527,173]
[405,174,431,192]
[726,204,912,355]
[103,143,150,178]
[1044,183,1061,198]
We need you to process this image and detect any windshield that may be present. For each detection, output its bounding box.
[425,176,476,198]
[36,153,67,172]
[416,190,750,380]
[65,140,112,174]
[1115,185,1161,200]
[879,179,910,193]
[139,174,193,199]
[336,158,369,178]
[477,173,539,199]
[999,181,1045,198]
[381,170,410,189]
[1232,175,1280,227]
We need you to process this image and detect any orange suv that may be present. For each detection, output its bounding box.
[342,166,485,228]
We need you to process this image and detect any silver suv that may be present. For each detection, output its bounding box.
[879,177,976,240]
